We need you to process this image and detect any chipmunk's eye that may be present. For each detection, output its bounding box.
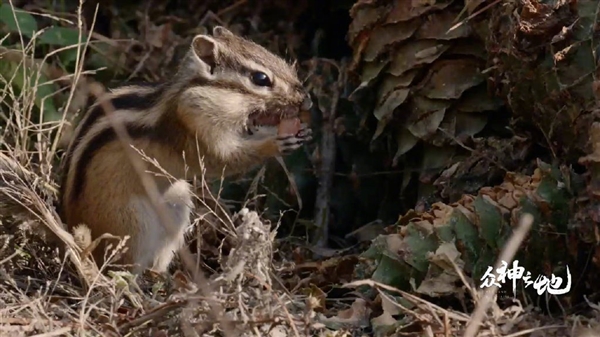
[250,71,272,87]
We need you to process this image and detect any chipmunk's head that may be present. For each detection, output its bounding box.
[176,26,312,140]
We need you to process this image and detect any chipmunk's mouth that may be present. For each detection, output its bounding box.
[245,107,299,136]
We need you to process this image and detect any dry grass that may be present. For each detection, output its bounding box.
[3,1,600,337]
[0,2,320,336]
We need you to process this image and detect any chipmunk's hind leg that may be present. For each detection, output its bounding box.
[130,180,193,273]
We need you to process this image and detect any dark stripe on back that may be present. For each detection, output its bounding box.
[60,84,167,205]
[68,106,185,203]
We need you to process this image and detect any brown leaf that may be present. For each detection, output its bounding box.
[430,109,457,146]
[372,114,394,140]
[349,59,390,101]
[350,30,372,70]
[466,0,489,14]
[392,127,420,166]
[303,283,327,311]
[321,298,371,328]
[455,84,503,112]
[370,311,397,333]
[415,243,463,297]
[386,0,454,24]
[348,4,389,46]
[406,96,451,139]
[376,71,419,106]
[455,111,488,137]
[416,10,472,40]
[345,220,386,242]
[374,88,410,121]
[364,21,419,62]
[420,144,455,171]
[388,40,450,76]
[418,59,485,100]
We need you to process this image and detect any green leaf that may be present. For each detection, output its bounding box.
[38,26,81,46]
[473,196,505,249]
[371,253,410,289]
[0,60,60,121]
[0,4,37,38]
[58,49,79,68]
[451,209,480,272]
[402,224,438,273]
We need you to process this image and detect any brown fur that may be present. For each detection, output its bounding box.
[60,26,312,273]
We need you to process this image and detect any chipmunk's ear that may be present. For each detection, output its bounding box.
[213,25,234,37]
[191,34,219,74]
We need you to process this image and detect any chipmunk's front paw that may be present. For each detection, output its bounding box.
[277,124,312,155]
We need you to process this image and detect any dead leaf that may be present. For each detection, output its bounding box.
[348,4,390,45]
[415,269,461,296]
[419,59,485,100]
[380,293,401,316]
[372,113,393,140]
[429,109,458,146]
[345,220,386,242]
[386,0,454,24]
[377,71,419,106]
[349,60,389,101]
[414,242,465,296]
[392,128,420,166]
[364,21,419,62]
[455,111,488,137]
[370,311,397,333]
[420,145,455,171]
[466,0,489,14]
[303,283,327,312]
[388,40,450,76]
[406,96,451,139]
[319,298,372,330]
[455,84,504,112]
[416,10,471,40]
[374,88,410,121]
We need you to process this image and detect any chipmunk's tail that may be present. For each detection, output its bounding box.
[0,152,62,235]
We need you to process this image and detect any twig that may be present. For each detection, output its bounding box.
[312,60,345,248]
[30,327,72,337]
[463,213,534,337]
[216,0,248,16]
[118,299,186,333]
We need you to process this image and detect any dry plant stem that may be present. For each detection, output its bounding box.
[216,0,248,16]
[49,0,93,160]
[29,326,72,337]
[344,280,471,322]
[312,60,344,248]
[244,271,300,337]
[503,325,567,337]
[88,82,236,337]
[0,0,106,292]
[117,299,186,333]
[447,0,502,33]
[463,213,534,337]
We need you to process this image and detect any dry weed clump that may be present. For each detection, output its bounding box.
[0,2,321,336]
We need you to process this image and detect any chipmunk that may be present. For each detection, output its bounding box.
[58,26,313,273]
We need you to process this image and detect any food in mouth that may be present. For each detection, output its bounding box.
[246,110,301,136]
[277,117,301,136]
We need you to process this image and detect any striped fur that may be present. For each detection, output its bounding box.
[59,26,312,273]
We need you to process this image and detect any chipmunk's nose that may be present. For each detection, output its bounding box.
[301,93,312,111]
